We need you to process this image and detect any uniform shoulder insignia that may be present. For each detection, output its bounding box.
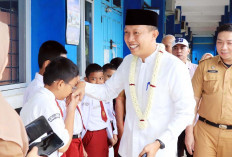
[48,113,60,122]
[199,56,213,63]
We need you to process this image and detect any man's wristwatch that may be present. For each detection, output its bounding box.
[155,139,165,149]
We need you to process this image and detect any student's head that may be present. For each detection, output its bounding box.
[103,63,116,81]
[110,57,123,69]
[172,38,190,63]
[162,35,175,54]
[124,9,159,61]
[85,63,104,84]
[216,24,232,64]
[0,22,10,80]
[38,40,67,74]
[43,57,79,100]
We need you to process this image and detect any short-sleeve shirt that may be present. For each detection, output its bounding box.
[23,73,44,105]
[81,96,110,137]
[192,55,232,125]
[20,87,69,157]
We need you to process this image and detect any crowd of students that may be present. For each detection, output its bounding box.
[19,40,124,157]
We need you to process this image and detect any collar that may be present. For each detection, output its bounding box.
[41,87,56,100]
[217,55,222,63]
[138,44,159,64]
[35,73,44,84]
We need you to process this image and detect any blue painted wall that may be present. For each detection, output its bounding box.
[31,0,66,79]
[93,0,103,65]
[151,0,165,43]
[66,45,78,64]
[192,37,216,64]
[166,15,175,35]
[144,0,151,6]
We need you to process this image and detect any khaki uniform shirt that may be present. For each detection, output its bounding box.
[192,55,232,125]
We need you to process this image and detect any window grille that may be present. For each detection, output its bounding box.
[0,0,19,85]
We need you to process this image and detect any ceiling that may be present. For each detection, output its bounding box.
[173,0,230,37]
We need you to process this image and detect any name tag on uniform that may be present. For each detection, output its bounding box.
[82,102,89,106]
[48,113,60,122]
[207,70,218,73]
[93,105,101,110]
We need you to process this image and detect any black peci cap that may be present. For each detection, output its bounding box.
[125,9,158,27]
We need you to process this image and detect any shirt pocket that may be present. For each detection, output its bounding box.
[203,74,219,94]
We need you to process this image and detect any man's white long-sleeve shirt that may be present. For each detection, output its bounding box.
[85,45,195,157]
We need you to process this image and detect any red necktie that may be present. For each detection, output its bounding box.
[100,101,107,122]
[76,105,86,130]
[55,99,64,117]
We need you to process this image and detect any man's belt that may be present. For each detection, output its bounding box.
[199,116,232,130]
[73,133,82,139]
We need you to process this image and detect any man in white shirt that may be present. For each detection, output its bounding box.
[172,38,198,79]
[172,38,198,157]
[23,40,67,105]
[162,34,175,54]
[76,9,195,157]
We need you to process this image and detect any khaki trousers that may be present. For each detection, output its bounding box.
[0,139,23,157]
[194,120,232,157]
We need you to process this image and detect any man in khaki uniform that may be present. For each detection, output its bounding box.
[185,24,232,157]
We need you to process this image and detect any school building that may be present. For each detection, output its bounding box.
[0,0,232,109]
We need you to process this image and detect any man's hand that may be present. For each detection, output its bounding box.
[185,125,194,155]
[75,81,86,102]
[138,141,160,157]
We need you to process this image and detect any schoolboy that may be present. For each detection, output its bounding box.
[103,63,118,157]
[102,63,118,140]
[20,57,80,157]
[23,40,67,105]
[103,63,117,81]
[81,63,114,157]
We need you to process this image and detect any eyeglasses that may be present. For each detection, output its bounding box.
[66,83,77,92]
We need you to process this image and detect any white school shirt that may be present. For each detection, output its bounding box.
[20,87,69,157]
[186,61,198,79]
[85,44,195,157]
[81,95,112,139]
[23,73,44,105]
[60,101,84,135]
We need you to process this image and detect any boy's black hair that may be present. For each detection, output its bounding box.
[103,63,117,72]
[85,63,103,78]
[43,57,79,85]
[38,40,67,69]
[110,57,123,69]
[217,24,232,34]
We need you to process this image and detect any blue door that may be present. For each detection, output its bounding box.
[101,0,123,64]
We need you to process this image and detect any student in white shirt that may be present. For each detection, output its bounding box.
[21,57,80,157]
[23,40,67,105]
[103,63,118,157]
[81,63,114,157]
